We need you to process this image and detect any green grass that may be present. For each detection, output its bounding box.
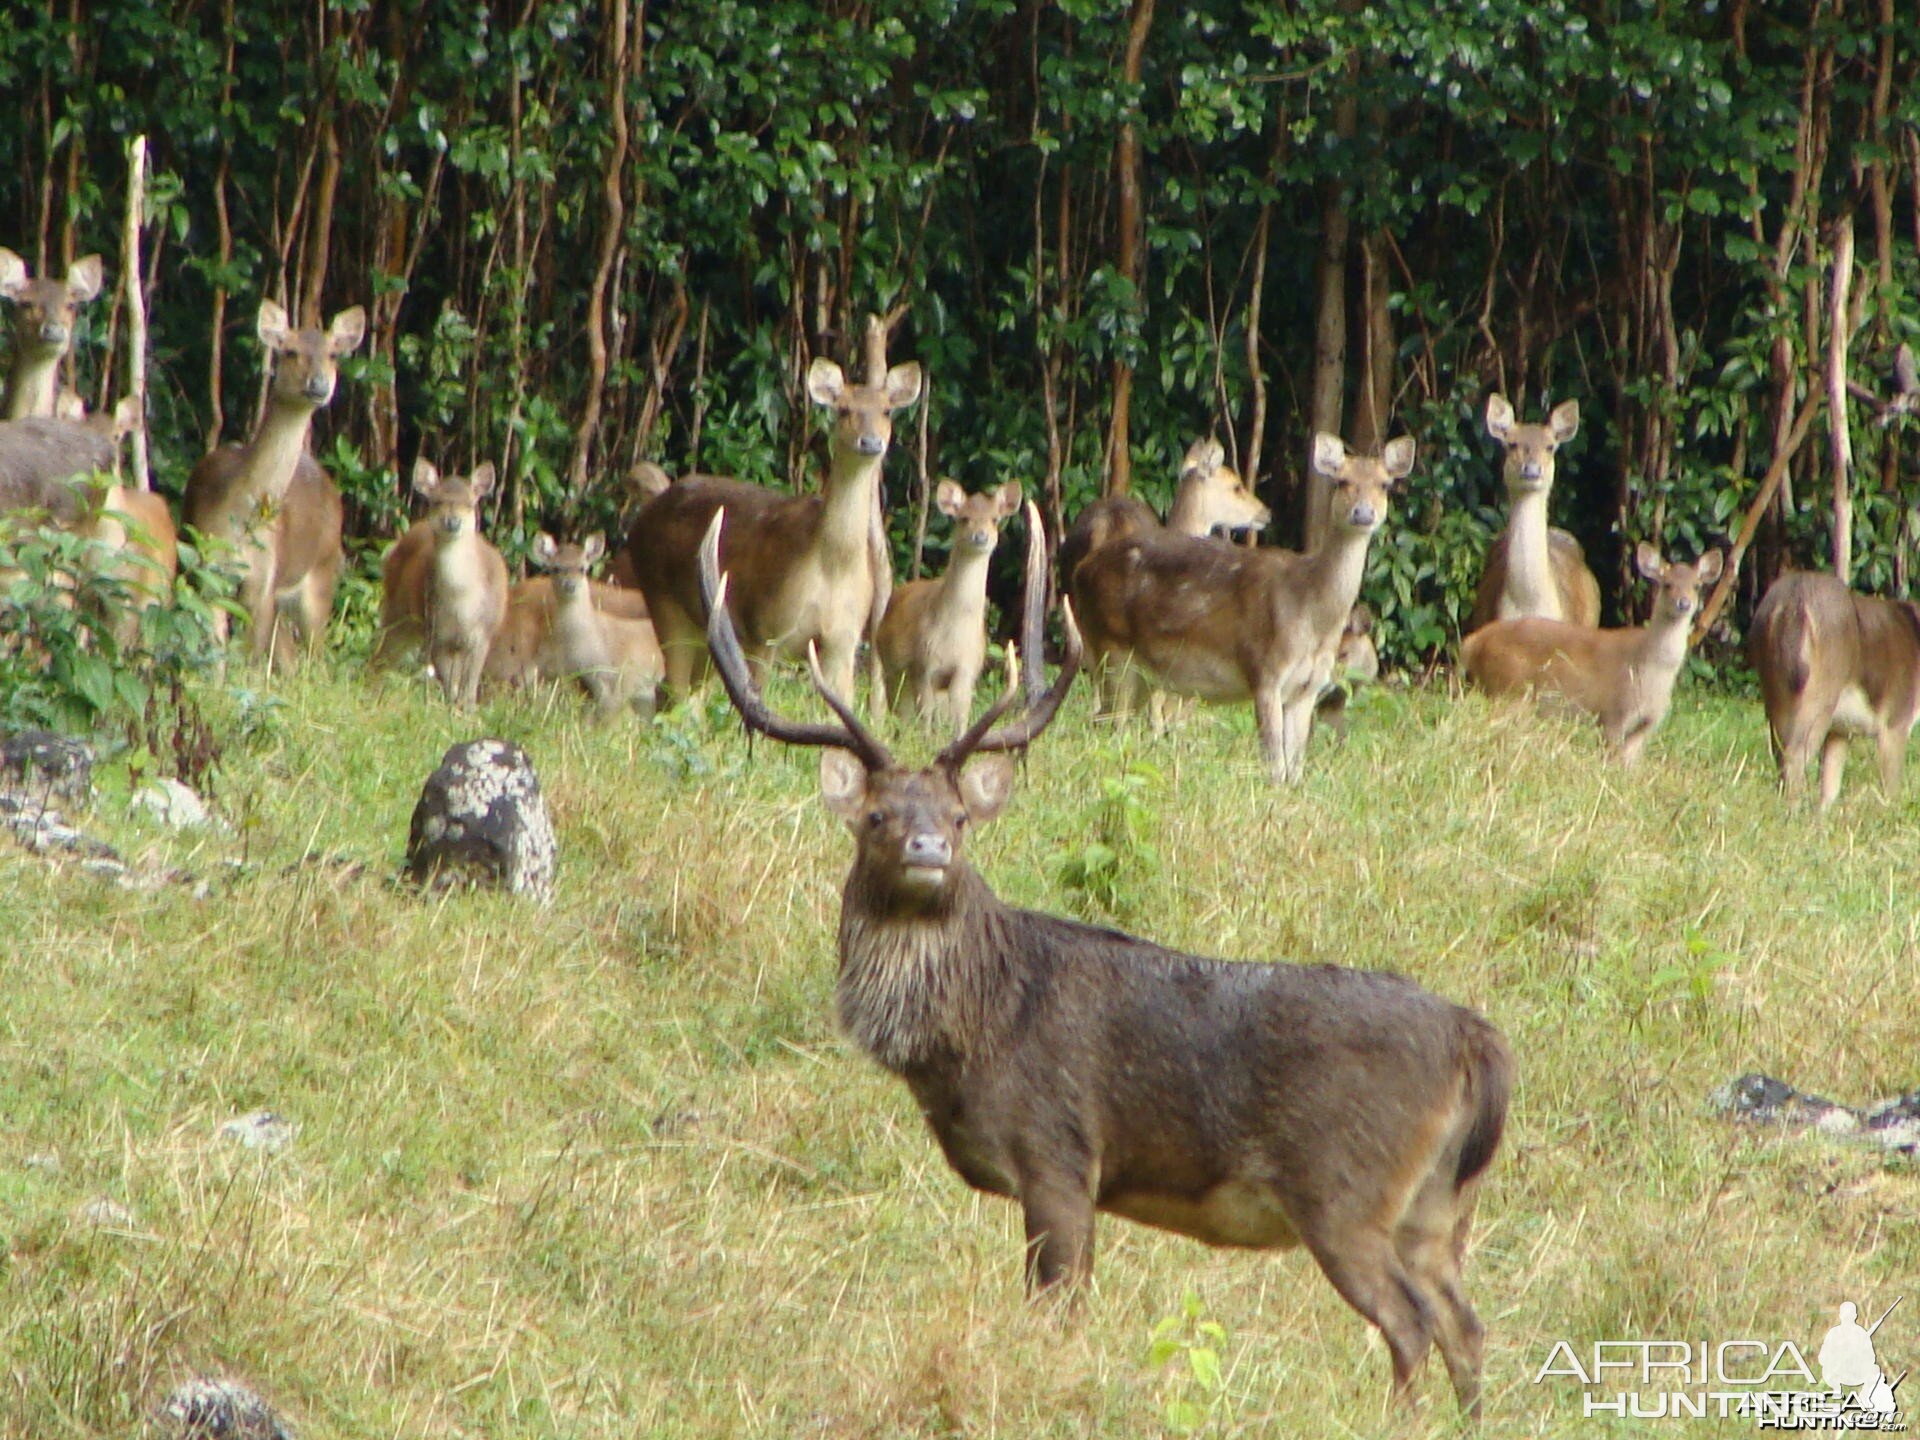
[2,661,1916,1438]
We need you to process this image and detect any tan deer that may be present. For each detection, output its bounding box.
[1314,603,1382,732]
[623,350,922,704]
[1462,543,1723,764]
[494,533,665,717]
[1468,395,1600,632]
[875,479,1022,731]
[376,459,507,707]
[0,249,104,419]
[1749,571,1920,809]
[183,301,364,661]
[64,395,177,619]
[697,505,1510,1419]
[1056,435,1271,586]
[1072,433,1412,782]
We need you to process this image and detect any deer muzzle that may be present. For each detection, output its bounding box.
[1346,501,1379,529]
[304,375,336,403]
[901,832,952,884]
[855,432,886,457]
[38,321,68,345]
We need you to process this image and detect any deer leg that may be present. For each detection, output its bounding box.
[1876,729,1906,802]
[1819,732,1850,811]
[1254,685,1288,780]
[949,672,977,735]
[1278,693,1316,783]
[1303,1221,1438,1411]
[652,599,703,704]
[818,636,859,703]
[1395,1180,1487,1418]
[1019,1172,1096,1295]
[301,553,341,657]
[1613,716,1652,767]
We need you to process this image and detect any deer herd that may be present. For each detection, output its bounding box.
[2,255,1912,1416]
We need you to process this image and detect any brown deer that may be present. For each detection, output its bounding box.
[0,249,104,419]
[1056,435,1271,587]
[1071,433,1412,782]
[1749,571,1920,809]
[1462,543,1723,764]
[183,300,364,662]
[378,459,507,707]
[1314,603,1382,732]
[607,460,673,589]
[623,351,923,704]
[501,533,664,717]
[875,479,1022,731]
[63,395,177,620]
[1467,395,1600,633]
[697,504,1510,1419]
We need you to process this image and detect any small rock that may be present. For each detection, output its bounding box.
[0,792,121,860]
[405,739,556,901]
[158,1377,293,1440]
[74,1197,135,1229]
[23,1151,60,1173]
[132,778,214,829]
[0,730,92,806]
[218,1111,296,1154]
[1713,1072,1920,1157]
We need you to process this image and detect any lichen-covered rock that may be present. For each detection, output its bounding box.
[158,1377,293,1440]
[0,792,120,861]
[132,777,215,829]
[218,1110,297,1154]
[0,729,92,806]
[1712,1072,1920,1155]
[405,739,555,901]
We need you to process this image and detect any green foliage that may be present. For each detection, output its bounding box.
[0,517,239,790]
[1057,760,1162,918]
[1147,1295,1230,1435]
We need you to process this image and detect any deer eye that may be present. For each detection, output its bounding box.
[865,809,886,829]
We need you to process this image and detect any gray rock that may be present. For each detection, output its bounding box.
[0,730,92,806]
[132,778,214,829]
[158,1377,293,1440]
[74,1196,135,1229]
[0,792,120,861]
[218,1110,296,1154]
[405,739,556,901]
[1713,1072,1920,1156]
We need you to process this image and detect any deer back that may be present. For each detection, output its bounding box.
[0,416,118,524]
[1751,571,1920,738]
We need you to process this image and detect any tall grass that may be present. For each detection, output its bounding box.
[1,663,1914,1437]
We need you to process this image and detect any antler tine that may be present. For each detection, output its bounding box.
[697,509,893,769]
[939,502,1081,764]
[801,641,894,769]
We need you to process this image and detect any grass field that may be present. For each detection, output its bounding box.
[2,658,1915,1438]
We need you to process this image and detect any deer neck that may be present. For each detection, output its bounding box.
[1299,526,1374,630]
[5,350,58,419]
[837,864,1012,1075]
[1502,486,1560,617]
[929,546,993,626]
[236,397,321,508]
[551,586,606,656]
[1635,608,1692,676]
[1166,484,1212,536]
[816,444,884,566]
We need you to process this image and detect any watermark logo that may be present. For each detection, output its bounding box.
[1534,1298,1906,1429]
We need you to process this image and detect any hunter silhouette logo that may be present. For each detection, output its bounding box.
[1818,1299,1904,1422]
[1532,1296,1908,1428]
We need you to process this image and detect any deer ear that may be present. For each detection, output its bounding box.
[327,305,368,355]
[957,752,1016,824]
[994,481,1024,517]
[67,255,104,302]
[1485,393,1515,441]
[1382,435,1417,480]
[411,457,439,497]
[819,749,869,821]
[1310,432,1348,480]
[1548,398,1580,444]
[0,248,27,300]
[531,533,558,567]
[1695,548,1725,584]
[883,361,924,410]
[630,460,671,501]
[806,358,846,407]
[1634,541,1665,580]
[258,300,291,351]
[111,394,141,439]
[469,461,496,498]
[935,479,967,517]
[582,533,606,565]
[1348,602,1374,635]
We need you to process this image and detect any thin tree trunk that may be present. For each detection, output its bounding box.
[1242,201,1272,493]
[1827,213,1855,581]
[569,0,632,491]
[1102,0,1154,498]
[1306,76,1358,550]
[1351,229,1393,453]
[122,136,151,491]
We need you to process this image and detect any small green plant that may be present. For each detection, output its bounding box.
[1057,761,1162,917]
[1644,926,1731,1012]
[1147,1294,1230,1435]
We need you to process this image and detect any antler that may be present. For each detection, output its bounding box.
[937,501,1082,765]
[697,509,894,771]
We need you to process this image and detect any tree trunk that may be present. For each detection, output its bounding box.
[1827,213,1855,582]
[1102,0,1154,498]
[1305,77,1358,550]
[569,0,632,492]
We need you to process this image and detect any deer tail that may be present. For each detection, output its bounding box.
[1455,1015,1513,1190]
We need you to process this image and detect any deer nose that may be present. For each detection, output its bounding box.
[1347,501,1378,528]
[304,375,335,402]
[903,833,951,869]
[39,322,68,344]
[856,432,885,456]
[1519,460,1543,481]
[1673,594,1694,614]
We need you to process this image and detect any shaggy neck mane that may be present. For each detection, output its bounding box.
[836,862,1017,1075]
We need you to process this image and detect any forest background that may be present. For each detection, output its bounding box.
[2,0,1916,667]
